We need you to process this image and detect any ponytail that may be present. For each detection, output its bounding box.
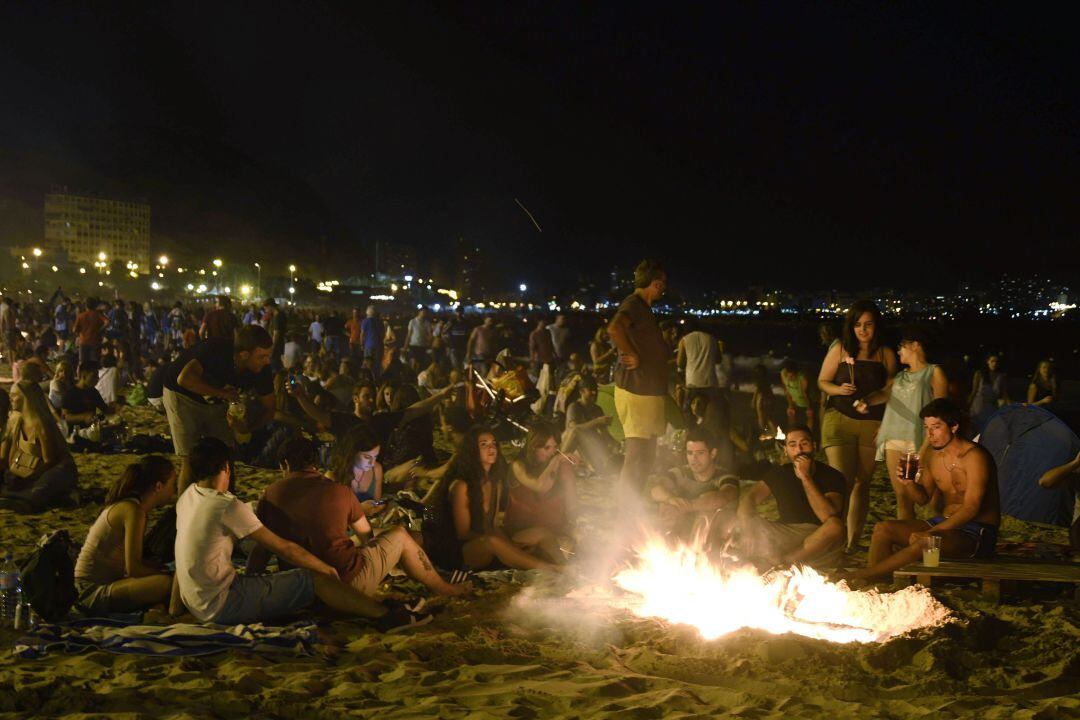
[106,455,176,505]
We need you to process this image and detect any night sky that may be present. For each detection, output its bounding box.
[1,3,1077,293]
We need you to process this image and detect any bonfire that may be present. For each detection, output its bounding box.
[611,534,952,644]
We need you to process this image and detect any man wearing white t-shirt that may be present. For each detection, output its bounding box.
[170,437,386,625]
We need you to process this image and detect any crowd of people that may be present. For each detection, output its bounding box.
[0,260,1076,629]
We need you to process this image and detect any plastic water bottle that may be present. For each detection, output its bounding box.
[0,553,22,625]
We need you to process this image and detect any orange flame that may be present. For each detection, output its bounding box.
[612,535,951,643]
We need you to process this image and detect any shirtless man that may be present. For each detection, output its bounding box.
[848,399,1000,581]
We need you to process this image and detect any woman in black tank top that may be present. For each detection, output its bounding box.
[817,301,896,550]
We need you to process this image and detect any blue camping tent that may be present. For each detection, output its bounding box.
[979,404,1080,527]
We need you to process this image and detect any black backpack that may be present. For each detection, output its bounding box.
[19,530,78,623]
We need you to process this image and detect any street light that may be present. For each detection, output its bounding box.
[159,255,169,266]
[240,284,251,297]
[32,247,42,258]
[288,264,296,273]
[98,251,107,261]
[519,283,527,292]
[254,262,261,299]
[212,258,223,268]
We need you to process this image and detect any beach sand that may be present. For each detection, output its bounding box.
[2,403,1079,719]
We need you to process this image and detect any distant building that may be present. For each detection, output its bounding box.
[374,240,417,279]
[456,236,484,298]
[44,191,151,272]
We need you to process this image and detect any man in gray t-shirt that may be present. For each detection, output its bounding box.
[648,427,738,543]
[563,375,618,474]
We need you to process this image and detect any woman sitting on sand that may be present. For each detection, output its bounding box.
[505,423,578,563]
[0,379,78,513]
[328,424,386,517]
[424,427,563,573]
[73,456,177,615]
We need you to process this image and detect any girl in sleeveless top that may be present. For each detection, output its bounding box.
[328,424,385,517]
[856,326,947,520]
[1027,360,1059,407]
[506,423,578,563]
[424,427,562,572]
[73,456,176,614]
[817,301,897,550]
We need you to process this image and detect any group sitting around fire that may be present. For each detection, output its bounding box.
[4,276,1070,632]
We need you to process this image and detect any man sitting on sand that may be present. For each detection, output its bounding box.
[163,324,277,494]
[247,437,468,600]
[733,425,846,569]
[170,436,391,626]
[648,427,738,543]
[562,375,620,475]
[847,399,1001,581]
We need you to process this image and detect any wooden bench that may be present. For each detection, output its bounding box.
[894,558,1080,602]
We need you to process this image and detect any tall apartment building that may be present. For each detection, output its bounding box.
[44,191,151,272]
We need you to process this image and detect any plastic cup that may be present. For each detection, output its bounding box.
[922,535,942,567]
[901,451,920,481]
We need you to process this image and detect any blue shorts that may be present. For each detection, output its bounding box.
[926,516,998,559]
[212,569,315,625]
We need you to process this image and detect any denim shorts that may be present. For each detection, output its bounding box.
[212,569,315,625]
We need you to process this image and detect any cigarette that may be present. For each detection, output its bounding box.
[557,450,578,466]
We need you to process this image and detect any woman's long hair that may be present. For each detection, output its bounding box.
[106,455,175,505]
[328,423,380,485]
[977,353,1000,384]
[1031,359,1055,388]
[841,300,883,359]
[518,422,558,477]
[453,426,507,535]
[8,380,67,454]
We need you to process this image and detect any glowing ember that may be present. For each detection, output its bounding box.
[612,536,952,643]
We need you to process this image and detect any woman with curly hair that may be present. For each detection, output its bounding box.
[423,427,562,572]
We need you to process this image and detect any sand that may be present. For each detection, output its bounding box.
[2,403,1080,719]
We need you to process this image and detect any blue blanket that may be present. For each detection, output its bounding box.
[14,618,318,659]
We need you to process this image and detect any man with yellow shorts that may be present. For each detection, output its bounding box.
[608,259,671,498]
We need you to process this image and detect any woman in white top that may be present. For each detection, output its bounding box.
[73,456,177,614]
[854,326,947,520]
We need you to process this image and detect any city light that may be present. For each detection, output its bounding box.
[240,285,251,296]
[78,267,86,274]
[288,264,297,273]
[21,262,29,269]
[404,275,413,282]
[32,247,42,257]
[212,258,223,268]
[519,283,527,292]
[197,284,207,293]
[223,287,231,294]
[159,255,169,265]
[98,251,107,261]
[288,286,295,294]
[150,281,161,290]
[51,265,58,272]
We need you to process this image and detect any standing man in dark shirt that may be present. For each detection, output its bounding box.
[446,308,469,371]
[322,311,346,362]
[162,325,276,493]
[607,259,670,498]
[200,296,239,341]
[734,425,846,569]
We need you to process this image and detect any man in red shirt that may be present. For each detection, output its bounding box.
[247,436,468,600]
[73,298,109,367]
[200,296,239,341]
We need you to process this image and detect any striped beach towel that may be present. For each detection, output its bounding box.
[13,618,318,659]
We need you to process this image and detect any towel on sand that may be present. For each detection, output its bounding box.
[14,618,318,659]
